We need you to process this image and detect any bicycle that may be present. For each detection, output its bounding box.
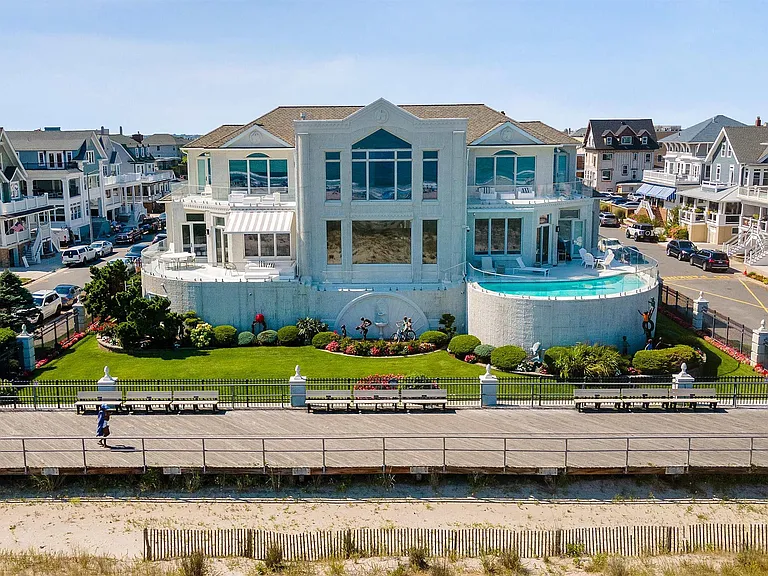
[391,321,416,343]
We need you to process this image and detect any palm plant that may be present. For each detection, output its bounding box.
[296,317,328,344]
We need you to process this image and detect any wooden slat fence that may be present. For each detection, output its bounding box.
[143,523,768,561]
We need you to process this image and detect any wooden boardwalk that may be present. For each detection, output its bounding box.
[2,408,768,475]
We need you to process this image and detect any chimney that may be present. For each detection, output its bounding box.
[131,132,144,143]
[757,116,763,127]
[100,126,106,135]
[119,126,123,135]
[299,112,306,120]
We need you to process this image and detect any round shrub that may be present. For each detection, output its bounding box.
[277,325,300,346]
[257,329,279,346]
[490,345,527,372]
[632,345,699,374]
[190,322,214,348]
[312,331,338,349]
[448,334,481,357]
[237,331,256,346]
[213,325,237,347]
[419,330,449,348]
[474,344,496,363]
[0,327,17,352]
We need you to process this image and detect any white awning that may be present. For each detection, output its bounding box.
[224,211,294,234]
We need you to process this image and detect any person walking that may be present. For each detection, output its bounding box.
[96,404,111,447]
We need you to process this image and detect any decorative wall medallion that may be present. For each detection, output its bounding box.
[375,109,389,124]
[500,127,514,142]
[249,131,262,145]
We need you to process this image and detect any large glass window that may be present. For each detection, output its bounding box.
[228,158,288,194]
[244,233,291,258]
[474,218,522,255]
[352,151,411,201]
[326,221,342,264]
[229,160,248,189]
[422,220,437,264]
[325,152,341,200]
[422,151,438,200]
[474,155,536,187]
[352,221,411,264]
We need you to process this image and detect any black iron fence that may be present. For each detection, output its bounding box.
[32,310,91,352]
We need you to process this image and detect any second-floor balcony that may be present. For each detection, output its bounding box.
[0,193,50,217]
[680,209,706,224]
[467,180,590,206]
[169,183,296,206]
[739,185,768,204]
[104,173,142,186]
[642,170,699,186]
[23,161,79,171]
[143,170,175,183]
[681,207,740,226]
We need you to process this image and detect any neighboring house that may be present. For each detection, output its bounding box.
[653,125,681,169]
[144,133,183,169]
[582,119,659,193]
[0,129,54,266]
[7,128,111,242]
[110,131,174,212]
[147,98,593,339]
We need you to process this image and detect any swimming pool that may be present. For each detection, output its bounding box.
[478,274,647,298]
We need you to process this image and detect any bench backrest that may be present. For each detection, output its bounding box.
[77,390,123,402]
[353,389,400,400]
[573,388,621,399]
[669,388,717,399]
[621,388,669,399]
[400,389,447,400]
[306,389,351,400]
[126,391,173,401]
[173,390,219,400]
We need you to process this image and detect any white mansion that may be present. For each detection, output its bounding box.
[147,99,596,336]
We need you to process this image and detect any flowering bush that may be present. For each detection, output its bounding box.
[190,322,214,348]
[344,344,357,355]
[325,340,340,352]
[418,342,436,353]
[370,346,382,356]
[354,374,402,390]
[464,354,477,363]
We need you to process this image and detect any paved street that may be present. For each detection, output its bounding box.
[600,226,768,331]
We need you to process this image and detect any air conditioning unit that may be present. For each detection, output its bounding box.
[478,186,497,200]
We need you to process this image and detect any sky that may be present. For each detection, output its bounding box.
[1,0,765,136]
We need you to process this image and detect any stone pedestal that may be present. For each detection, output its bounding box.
[97,366,118,391]
[16,325,35,372]
[672,363,695,389]
[290,365,307,408]
[72,302,87,332]
[751,319,768,367]
[692,292,709,331]
[480,364,498,407]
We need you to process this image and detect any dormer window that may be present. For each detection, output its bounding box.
[641,136,648,145]
[606,137,613,145]
[621,136,633,145]
[86,150,95,163]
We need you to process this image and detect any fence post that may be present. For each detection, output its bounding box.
[15,325,36,373]
[289,365,307,408]
[750,320,768,368]
[479,364,498,407]
[672,363,695,389]
[72,303,87,333]
[692,292,708,331]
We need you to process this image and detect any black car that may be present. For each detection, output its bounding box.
[115,228,141,245]
[689,249,730,272]
[666,239,699,261]
[139,217,161,234]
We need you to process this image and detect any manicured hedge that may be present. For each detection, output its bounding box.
[237,331,256,346]
[543,346,569,373]
[213,325,238,347]
[419,331,449,348]
[277,325,300,346]
[632,345,698,374]
[490,345,527,372]
[474,344,496,363]
[448,335,481,357]
[257,330,279,346]
[312,331,338,349]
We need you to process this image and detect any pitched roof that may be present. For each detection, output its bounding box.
[6,129,97,151]
[187,104,573,148]
[110,134,142,148]
[143,133,180,146]
[723,126,768,164]
[584,119,660,150]
[662,115,746,144]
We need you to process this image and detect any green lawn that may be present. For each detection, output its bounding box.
[655,314,758,378]
[34,336,503,380]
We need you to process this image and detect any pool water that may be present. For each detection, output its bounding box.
[479,274,647,298]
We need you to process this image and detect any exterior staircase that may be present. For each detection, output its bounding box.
[23,226,44,264]
[724,224,768,265]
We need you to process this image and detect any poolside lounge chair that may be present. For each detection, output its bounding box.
[512,257,549,276]
[481,257,495,273]
[596,249,615,270]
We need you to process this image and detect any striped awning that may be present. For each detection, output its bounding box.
[637,183,676,201]
[224,211,294,234]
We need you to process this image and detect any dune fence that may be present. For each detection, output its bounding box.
[144,523,768,561]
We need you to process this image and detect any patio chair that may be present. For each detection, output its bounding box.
[513,257,549,276]
[579,248,588,266]
[596,249,615,270]
[582,253,597,269]
[481,257,495,273]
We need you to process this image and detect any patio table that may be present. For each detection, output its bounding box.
[159,252,195,270]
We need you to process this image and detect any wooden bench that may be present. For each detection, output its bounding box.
[621,388,670,410]
[573,389,622,411]
[668,388,718,410]
[75,391,124,414]
[353,389,400,411]
[124,391,174,412]
[171,390,219,412]
[305,389,352,412]
[400,388,448,410]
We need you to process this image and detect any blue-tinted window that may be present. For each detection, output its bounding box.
[495,157,516,186]
[325,152,341,200]
[475,157,494,186]
[351,149,411,201]
[397,160,412,200]
[352,161,367,200]
[229,160,248,189]
[516,156,536,186]
[423,151,438,200]
[249,159,268,189]
[269,159,288,189]
[369,160,395,200]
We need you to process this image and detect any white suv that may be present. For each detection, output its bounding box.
[62,245,97,266]
[31,290,62,323]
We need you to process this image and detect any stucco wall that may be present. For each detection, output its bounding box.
[466,279,659,353]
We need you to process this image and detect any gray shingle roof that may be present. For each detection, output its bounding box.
[143,133,180,146]
[584,119,660,150]
[187,104,574,148]
[6,129,96,151]
[662,115,745,144]
[723,126,768,164]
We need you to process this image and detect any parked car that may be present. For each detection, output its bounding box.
[16,290,62,325]
[53,284,81,308]
[598,237,622,253]
[115,228,141,245]
[599,212,619,227]
[140,217,161,234]
[125,242,151,262]
[666,239,699,261]
[89,240,113,257]
[689,249,730,272]
[625,223,658,242]
[158,213,167,229]
[622,201,640,211]
[108,255,137,274]
[62,245,97,266]
[150,233,167,246]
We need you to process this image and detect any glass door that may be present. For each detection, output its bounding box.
[535,224,550,265]
[182,223,208,257]
[571,220,585,257]
[557,220,571,262]
[214,227,229,265]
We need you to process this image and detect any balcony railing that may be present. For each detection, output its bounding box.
[23,161,80,171]
[642,170,699,186]
[466,180,590,205]
[740,217,768,233]
[104,173,142,186]
[0,194,51,217]
[169,183,297,205]
[739,185,768,203]
[680,209,705,224]
[143,170,175,183]
[702,180,733,191]
[706,212,740,226]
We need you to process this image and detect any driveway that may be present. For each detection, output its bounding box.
[599,226,768,331]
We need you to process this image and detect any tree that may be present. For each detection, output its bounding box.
[81,261,132,321]
[0,271,33,330]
